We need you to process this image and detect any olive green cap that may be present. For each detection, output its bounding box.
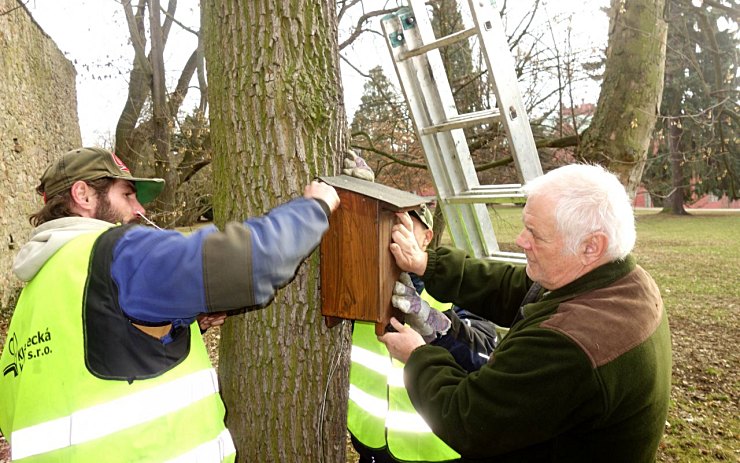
[409,203,433,230]
[37,147,165,205]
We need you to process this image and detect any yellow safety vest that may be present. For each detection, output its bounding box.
[0,231,235,462]
[347,290,460,462]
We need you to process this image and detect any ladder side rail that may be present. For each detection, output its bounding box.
[406,0,500,257]
[468,0,543,183]
[381,12,477,254]
[384,8,490,256]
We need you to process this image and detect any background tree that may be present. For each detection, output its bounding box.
[349,66,420,190]
[202,0,350,461]
[579,0,668,196]
[116,0,209,226]
[644,0,739,213]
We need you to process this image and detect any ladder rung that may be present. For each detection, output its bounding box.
[398,26,478,61]
[463,184,525,194]
[469,184,522,190]
[444,196,526,204]
[444,185,527,204]
[421,108,502,135]
[484,252,527,265]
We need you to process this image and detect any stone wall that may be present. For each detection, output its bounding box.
[0,0,82,308]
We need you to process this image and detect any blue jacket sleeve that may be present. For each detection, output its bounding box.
[432,306,498,372]
[110,197,330,325]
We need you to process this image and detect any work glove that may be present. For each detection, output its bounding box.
[342,150,375,182]
[391,272,451,343]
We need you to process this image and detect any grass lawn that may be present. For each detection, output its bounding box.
[477,206,739,462]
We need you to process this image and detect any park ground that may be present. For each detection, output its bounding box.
[1,208,738,462]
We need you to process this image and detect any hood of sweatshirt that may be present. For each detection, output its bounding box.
[13,217,114,282]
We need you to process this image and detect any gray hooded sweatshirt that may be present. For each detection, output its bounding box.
[13,217,114,282]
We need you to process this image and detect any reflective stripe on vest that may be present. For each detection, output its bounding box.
[11,369,229,460]
[347,324,390,449]
[349,347,430,433]
[348,289,460,462]
[165,429,236,463]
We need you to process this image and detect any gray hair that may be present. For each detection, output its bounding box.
[522,164,636,260]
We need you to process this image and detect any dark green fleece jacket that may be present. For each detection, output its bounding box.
[404,246,672,462]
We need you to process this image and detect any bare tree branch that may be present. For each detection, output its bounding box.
[159,0,198,36]
[122,0,152,75]
[168,49,199,117]
[339,53,372,78]
[508,0,540,51]
[535,134,580,148]
[339,8,396,50]
[702,0,740,21]
[352,131,516,172]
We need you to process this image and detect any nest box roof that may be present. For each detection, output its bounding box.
[319,175,428,211]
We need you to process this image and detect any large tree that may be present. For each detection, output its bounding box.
[579,0,668,196]
[644,0,739,213]
[202,1,349,461]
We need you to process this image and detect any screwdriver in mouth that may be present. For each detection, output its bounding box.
[136,211,163,230]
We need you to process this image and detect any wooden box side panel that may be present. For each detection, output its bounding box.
[320,191,381,322]
[376,208,404,335]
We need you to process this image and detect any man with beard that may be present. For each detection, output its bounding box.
[0,147,339,462]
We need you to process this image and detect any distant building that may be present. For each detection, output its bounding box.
[633,185,653,208]
[688,194,740,209]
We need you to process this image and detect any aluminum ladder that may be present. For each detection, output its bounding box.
[381,0,543,263]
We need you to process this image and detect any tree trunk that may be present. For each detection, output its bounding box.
[579,0,668,197]
[117,0,203,226]
[202,1,349,462]
[147,0,177,225]
[116,0,149,166]
[665,119,688,214]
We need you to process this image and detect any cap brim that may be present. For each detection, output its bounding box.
[133,178,165,205]
[408,210,431,230]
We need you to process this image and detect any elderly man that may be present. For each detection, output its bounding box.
[379,164,671,462]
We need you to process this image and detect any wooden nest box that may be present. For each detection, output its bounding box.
[319,175,428,335]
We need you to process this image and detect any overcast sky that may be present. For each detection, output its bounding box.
[25,0,608,146]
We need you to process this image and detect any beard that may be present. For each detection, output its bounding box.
[93,195,131,224]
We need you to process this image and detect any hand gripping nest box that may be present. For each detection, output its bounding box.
[319,175,430,336]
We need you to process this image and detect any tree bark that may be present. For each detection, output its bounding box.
[116,0,149,164]
[579,0,668,197]
[666,119,688,214]
[116,0,205,226]
[202,1,349,461]
[147,0,177,224]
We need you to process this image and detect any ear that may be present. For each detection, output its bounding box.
[420,228,434,250]
[579,232,608,266]
[69,180,95,215]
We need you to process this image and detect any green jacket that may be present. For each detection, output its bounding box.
[404,247,671,462]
